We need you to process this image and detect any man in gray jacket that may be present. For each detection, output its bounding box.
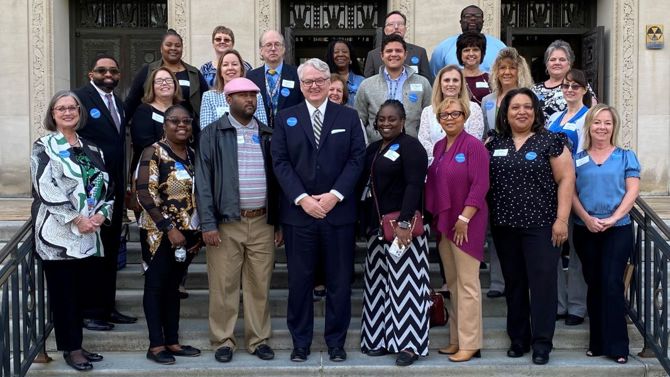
[355,34,432,142]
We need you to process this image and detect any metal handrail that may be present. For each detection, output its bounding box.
[627,197,670,374]
[0,218,52,377]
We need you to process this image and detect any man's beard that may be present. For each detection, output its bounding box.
[93,78,119,91]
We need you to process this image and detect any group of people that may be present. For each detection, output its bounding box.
[30,4,639,373]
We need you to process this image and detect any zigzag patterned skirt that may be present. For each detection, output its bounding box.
[360,233,431,356]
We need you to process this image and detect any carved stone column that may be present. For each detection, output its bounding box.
[254,0,280,66]
[29,0,53,139]
[480,0,501,38]
[612,0,638,149]
[390,0,414,42]
[168,0,191,60]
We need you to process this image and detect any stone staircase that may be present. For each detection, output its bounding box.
[22,222,665,377]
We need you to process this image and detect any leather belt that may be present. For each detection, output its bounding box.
[240,208,267,218]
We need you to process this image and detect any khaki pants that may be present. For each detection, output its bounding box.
[206,215,275,352]
[439,238,483,350]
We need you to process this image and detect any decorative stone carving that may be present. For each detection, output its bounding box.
[29,0,52,138]
[168,0,189,59]
[390,0,413,41]
[481,0,499,37]
[615,0,637,149]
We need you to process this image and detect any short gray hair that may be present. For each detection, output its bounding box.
[43,90,87,132]
[259,30,285,48]
[297,58,330,80]
[544,39,575,66]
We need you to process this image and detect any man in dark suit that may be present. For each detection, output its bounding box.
[75,54,137,331]
[246,30,304,128]
[363,10,433,82]
[271,58,365,363]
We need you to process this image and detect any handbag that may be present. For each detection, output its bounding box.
[428,289,448,327]
[369,149,424,242]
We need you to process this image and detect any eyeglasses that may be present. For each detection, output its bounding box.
[385,22,406,28]
[53,105,80,114]
[214,37,233,43]
[561,83,583,90]
[262,42,283,49]
[92,67,120,75]
[165,117,193,125]
[301,78,329,87]
[154,78,175,86]
[438,111,464,120]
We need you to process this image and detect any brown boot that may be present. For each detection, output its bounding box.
[448,349,481,362]
[438,344,459,355]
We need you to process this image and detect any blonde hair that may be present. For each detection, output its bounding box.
[582,104,621,150]
[489,47,533,95]
[435,97,471,124]
[431,65,470,111]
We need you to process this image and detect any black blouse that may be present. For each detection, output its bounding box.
[359,133,428,234]
[486,131,567,228]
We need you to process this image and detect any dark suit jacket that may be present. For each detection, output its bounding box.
[364,42,433,82]
[271,101,366,226]
[74,83,127,207]
[246,63,304,127]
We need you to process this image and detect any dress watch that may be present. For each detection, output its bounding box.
[397,220,412,230]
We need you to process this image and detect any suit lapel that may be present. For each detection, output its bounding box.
[317,101,337,148]
[297,103,317,149]
[86,84,119,134]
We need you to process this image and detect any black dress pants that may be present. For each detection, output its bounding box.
[141,229,195,348]
[573,223,632,357]
[492,225,560,353]
[43,257,93,351]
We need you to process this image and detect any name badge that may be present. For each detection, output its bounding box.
[410,83,423,92]
[493,149,509,157]
[563,122,577,131]
[178,79,190,87]
[174,163,191,180]
[476,81,489,89]
[151,112,164,123]
[282,79,295,89]
[576,155,590,167]
[409,65,418,74]
[237,135,245,144]
[384,149,400,161]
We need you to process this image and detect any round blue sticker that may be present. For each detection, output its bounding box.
[58,150,70,158]
[408,93,418,103]
[455,153,466,163]
[525,151,538,161]
[286,117,298,127]
[411,56,419,64]
[389,143,400,151]
[89,108,101,119]
[485,101,495,110]
[281,88,290,97]
[252,134,260,144]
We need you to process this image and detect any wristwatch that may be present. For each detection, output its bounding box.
[397,221,412,230]
[164,223,175,232]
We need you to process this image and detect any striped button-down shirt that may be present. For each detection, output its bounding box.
[228,115,267,209]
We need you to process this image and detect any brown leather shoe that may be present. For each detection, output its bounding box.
[438,344,459,355]
[448,349,481,362]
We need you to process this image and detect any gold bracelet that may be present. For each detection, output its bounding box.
[556,217,568,225]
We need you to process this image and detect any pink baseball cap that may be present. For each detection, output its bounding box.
[224,77,260,95]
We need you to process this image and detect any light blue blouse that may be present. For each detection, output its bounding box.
[574,147,641,227]
[347,72,365,107]
[199,90,268,129]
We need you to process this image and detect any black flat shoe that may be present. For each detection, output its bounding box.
[396,350,419,366]
[565,314,584,326]
[486,290,504,298]
[168,345,201,357]
[610,355,628,364]
[366,348,387,357]
[64,352,93,371]
[253,344,275,360]
[214,346,233,363]
[82,318,114,331]
[556,313,568,321]
[532,351,550,365]
[81,349,103,362]
[107,310,137,324]
[328,346,347,362]
[507,344,529,358]
[290,347,309,362]
[146,349,176,365]
[586,349,602,357]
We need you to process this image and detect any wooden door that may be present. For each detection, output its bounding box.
[581,26,604,101]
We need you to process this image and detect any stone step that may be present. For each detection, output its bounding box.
[27,350,664,377]
[115,288,509,319]
[116,263,492,290]
[46,317,643,353]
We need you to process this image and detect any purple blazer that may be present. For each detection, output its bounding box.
[425,131,490,261]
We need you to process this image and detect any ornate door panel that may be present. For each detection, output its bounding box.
[582,26,604,101]
[71,1,167,97]
[282,1,386,67]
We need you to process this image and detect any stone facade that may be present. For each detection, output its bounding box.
[2,0,668,196]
